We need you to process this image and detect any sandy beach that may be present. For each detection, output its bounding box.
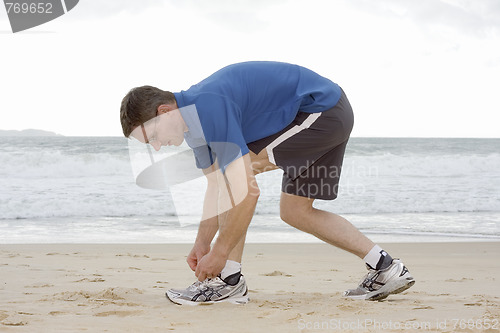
[1,242,499,332]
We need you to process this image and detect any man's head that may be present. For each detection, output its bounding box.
[120,85,177,138]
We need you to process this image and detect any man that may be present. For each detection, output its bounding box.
[120,61,415,305]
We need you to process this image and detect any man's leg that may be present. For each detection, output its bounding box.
[227,233,246,262]
[279,192,374,258]
[218,233,246,281]
[222,149,277,262]
[279,191,415,301]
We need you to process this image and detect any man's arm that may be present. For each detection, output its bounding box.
[187,163,220,271]
[194,153,260,281]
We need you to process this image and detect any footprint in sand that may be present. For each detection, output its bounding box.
[115,253,150,258]
[338,302,363,311]
[73,278,105,283]
[49,311,66,316]
[1,321,27,326]
[261,271,293,277]
[24,283,54,288]
[445,277,473,282]
[0,313,28,327]
[43,287,143,305]
[94,310,142,317]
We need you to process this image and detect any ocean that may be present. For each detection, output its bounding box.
[0,137,499,243]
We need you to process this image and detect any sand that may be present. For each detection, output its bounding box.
[1,242,499,332]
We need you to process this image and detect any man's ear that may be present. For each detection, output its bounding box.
[157,104,175,115]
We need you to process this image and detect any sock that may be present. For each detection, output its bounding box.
[220,260,242,283]
[363,245,393,270]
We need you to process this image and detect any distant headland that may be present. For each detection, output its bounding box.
[0,129,62,137]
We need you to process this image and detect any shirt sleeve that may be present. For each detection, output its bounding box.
[191,94,249,173]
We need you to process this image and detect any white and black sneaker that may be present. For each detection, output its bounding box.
[343,259,415,301]
[166,272,249,305]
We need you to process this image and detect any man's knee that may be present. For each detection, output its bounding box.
[280,206,297,225]
[279,193,313,225]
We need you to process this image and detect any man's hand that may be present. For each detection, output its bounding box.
[187,241,211,271]
[195,249,227,281]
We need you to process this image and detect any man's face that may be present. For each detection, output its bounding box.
[130,109,186,151]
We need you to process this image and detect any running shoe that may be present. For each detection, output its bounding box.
[343,259,415,301]
[166,272,249,305]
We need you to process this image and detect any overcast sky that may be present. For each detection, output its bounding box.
[1,0,499,137]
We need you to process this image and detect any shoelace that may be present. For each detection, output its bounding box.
[187,277,222,291]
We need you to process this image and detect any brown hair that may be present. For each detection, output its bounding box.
[120,85,176,137]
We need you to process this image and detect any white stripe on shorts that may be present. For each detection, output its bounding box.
[266,112,322,165]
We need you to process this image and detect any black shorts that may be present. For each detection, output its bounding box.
[247,88,354,200]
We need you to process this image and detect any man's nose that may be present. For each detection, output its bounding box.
[151,141,161,151]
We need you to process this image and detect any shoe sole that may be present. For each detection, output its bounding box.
[165,290,249,306]
[367,278,415,301]
[343,277,415,301]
